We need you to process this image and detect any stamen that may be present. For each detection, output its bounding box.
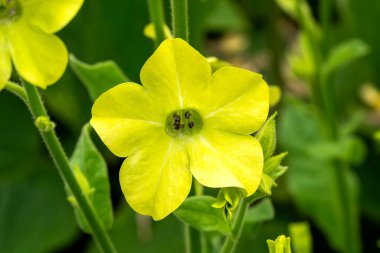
[165,109,203,137]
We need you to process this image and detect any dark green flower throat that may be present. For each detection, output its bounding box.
[0,0,21,24]
[166,109,203,137]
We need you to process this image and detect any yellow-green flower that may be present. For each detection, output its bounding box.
[267,235,292,253]
[0,0,83,89]
[91,38,269,220]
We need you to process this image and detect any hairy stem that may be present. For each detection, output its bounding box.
[23,81,117,253]
[4,81,27,102]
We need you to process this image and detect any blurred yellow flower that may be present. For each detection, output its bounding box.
[0,0,83,89]
[91,38,269,220]
[269,85,281,107]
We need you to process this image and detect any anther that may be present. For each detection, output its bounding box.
[185,111,191,119]
[188,122,194,129]
[174,122,180,130]
[173,114,180,122]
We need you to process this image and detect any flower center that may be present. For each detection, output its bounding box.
[0,0,21,24]
[165,109,203,137]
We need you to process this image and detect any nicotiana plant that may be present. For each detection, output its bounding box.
[0,0,290,253]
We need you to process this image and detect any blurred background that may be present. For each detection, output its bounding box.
[1,0,380,252]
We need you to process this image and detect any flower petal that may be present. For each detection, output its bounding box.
[0,31,11,90]
[140,38,211,112]
[187,129,263,196]
[91,82,167,157]
[120,136,191,220]
[6,20,67,88]
[21,0,84,33]
[203,67,269,134]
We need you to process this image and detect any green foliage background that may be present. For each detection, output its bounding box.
[1,0,380,252]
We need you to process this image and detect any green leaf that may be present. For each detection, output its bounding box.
[70,55,129,101]
[322,39,369,79]
[69,124,113,233]
[256,112,278,159]
[245,198,275,224]
[174,196,230,234]
[289,222,312,253]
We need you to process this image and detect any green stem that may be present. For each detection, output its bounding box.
[314,1,359,251]
[184,225,192,253]
[320,71,359,253]
[194,181,207,253]
[148,0,166,47]
[4,81,27,102]
[23,82,117,253]
[199,231,208,253]
[170,0,189,41]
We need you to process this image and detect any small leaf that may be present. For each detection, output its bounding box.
[174,196,230,234]
[245,198,275,223]
[256,112,278,159]
[289,222,313,253]
[70,55,129,101]
[69,124,113,233]
[322,39,369,79]
[264,152,288,176]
